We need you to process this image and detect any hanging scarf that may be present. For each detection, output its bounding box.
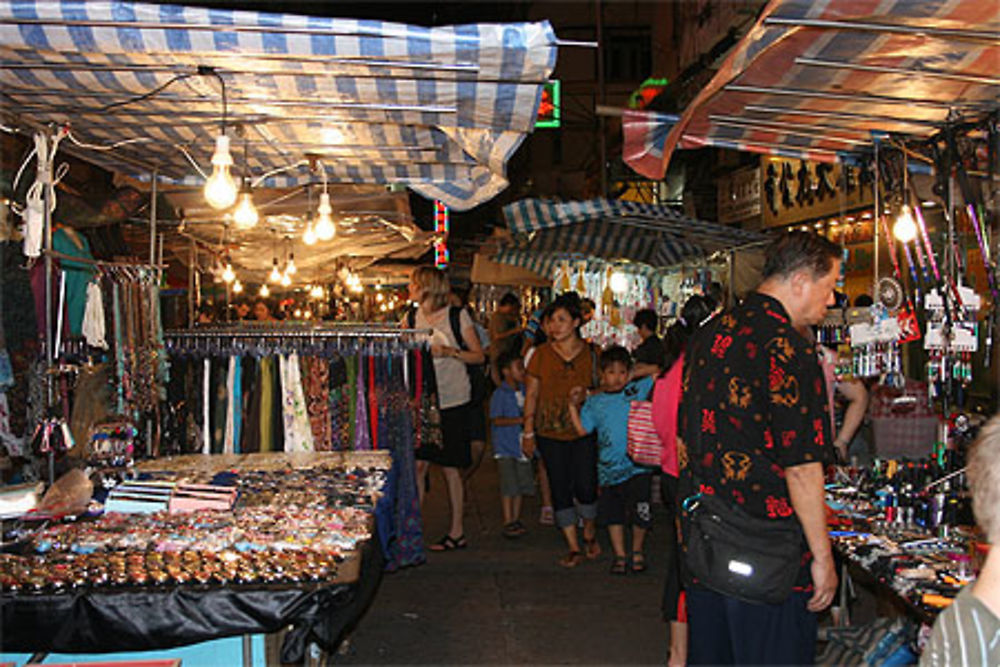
[353,352,371,451]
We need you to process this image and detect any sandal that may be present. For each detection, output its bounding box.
[610,556,628,576]
[428,534,468,551]
[502,521,526,539]
[631,551,647,573]
[559,550,584,568]
[583,537,602,560]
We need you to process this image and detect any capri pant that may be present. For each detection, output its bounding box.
[536,433,598,529]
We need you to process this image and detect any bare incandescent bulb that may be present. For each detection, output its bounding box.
[232,184,259,230]
[893,205,917,243]
[203,135,238,210]
[315,192,336,241]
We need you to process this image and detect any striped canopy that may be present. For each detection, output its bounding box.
[0,0,559,210]
[624,0,1000,179]
[497,197,767,276]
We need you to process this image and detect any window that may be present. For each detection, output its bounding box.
[604,29,652,82]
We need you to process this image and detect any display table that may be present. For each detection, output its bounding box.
[1,452,389,663]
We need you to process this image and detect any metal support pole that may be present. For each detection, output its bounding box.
[727,250,735,307]
[873,141,880,300]
[188,238,196,327]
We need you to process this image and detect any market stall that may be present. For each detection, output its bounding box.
[0,0,569,661]
[618,0,998,657]
[2,452,388,661]
[494,196,767,346]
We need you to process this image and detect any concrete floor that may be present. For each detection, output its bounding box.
[335,458,672,665]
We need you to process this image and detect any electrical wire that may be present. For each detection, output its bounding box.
[174,143,208,180]
[95,73,195,113]
[251,160,309,188]
[65,130,152,151]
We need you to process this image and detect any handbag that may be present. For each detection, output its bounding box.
[626,400,661,467]
[448,306,489,405]
[683,486,803,605]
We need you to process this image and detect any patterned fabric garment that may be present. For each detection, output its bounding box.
[327,355,345,451]
[679,292,833,589]
[353,354,371,451]
[279,353,315,452]
[301,356,331,451]
[374,352,425,571]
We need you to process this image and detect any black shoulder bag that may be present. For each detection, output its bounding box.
[681,351,804,605]
[448,306,489,406]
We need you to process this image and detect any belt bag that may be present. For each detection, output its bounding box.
[684,492,803,605]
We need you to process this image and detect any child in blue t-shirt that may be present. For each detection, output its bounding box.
[490,349,535,538]
[569,345,654,575]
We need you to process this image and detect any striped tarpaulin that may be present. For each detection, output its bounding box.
[624,0,1000,179]
[0,0,559,210]
[497,197,766,272]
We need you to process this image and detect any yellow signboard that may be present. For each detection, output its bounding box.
[761,157,874,227]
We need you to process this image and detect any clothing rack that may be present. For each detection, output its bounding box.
[165,325,430,338]
[164,324,432,357]
[43,249,167,272]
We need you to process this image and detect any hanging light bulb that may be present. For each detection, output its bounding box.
[203,135,238,210]
[221,262,236,284]
[610,270,629,294]
[303,224,317,246]
[893,205,917,243]
[280,272,292,287]
[259,284,270,297]
[269,257,282,283]
[315,192,335,241]
[232,181,259,229]
[286,253,297,275]
[232,280,243,294]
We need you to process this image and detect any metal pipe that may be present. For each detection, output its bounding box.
[0,14,508,45]
[873,140,880,301]
[743,104,942,128]
[708,116,871,145]
[41,131,53,410]
[188,238,196,327]
[795,57,1000,87]
[725,84,989,110]
[4,88,459,114]
[762,16,1000,44]
[710,113,873,139]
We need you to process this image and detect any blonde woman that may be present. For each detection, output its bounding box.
[408,267,485,550]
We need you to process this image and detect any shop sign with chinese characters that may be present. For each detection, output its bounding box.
[761,157,874,227]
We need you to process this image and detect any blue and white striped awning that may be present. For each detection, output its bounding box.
[498,197,767,273]
[0,1,559,210]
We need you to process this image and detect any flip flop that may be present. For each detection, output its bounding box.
[610,556,628,575]
[631,551,647,573]
[583,537,602,560]
[559,550,584,568]
[428,534,467,551]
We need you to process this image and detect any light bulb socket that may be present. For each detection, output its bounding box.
[211,134,233,167]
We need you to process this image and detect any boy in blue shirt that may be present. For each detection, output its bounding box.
[569,346,654,574]
[490,349,535,538]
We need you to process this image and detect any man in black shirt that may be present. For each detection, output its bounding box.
[679,231,840,665]
[631,308,664,378]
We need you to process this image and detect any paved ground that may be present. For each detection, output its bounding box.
[335,458,672,665]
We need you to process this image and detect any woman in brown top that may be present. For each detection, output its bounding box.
[523,292,600,568]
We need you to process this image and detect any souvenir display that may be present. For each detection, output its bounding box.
[826,452,979,620]
[0,452,389,594]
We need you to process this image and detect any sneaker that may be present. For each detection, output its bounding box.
[539,506,554,525]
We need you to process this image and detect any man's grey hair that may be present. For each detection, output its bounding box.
[968,414,1000,543]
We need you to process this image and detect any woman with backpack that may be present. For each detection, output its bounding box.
[407,267,485,551]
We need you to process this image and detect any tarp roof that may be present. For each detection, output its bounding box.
[0,0,559,210]
[495,197,767,278]
[161,184,432,281]
[624,0,1000,178]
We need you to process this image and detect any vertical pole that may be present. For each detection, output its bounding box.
[149,169,158,267]
[727,249,734,307]
[189,238,196,327]
[41,133,54,410]
[595,0,607,197]
[873,142,880,301]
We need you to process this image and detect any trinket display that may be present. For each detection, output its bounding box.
[0,452,388,594]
